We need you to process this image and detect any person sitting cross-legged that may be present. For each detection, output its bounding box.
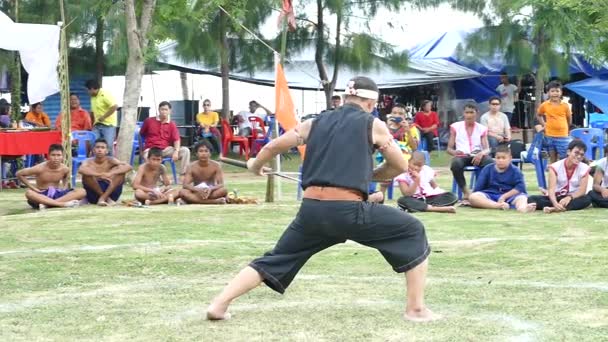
[528,139,592,213]
[132,147,180,205]
[16,144,85,210]
[469,144,536,213]
[587,150,608,208]
[78,138,133,206]
[396,151,457,213]
[178,141,228,204]
[447,102,493,202]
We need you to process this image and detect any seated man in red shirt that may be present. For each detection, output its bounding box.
[55,93,93,131]
[413,100,440,151]
[140,101,191,184]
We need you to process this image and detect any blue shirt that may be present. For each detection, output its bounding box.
[473,163,526,195]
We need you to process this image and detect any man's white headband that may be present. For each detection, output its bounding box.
[343,80,379,100]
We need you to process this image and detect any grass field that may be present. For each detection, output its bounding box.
[1,153,607,341]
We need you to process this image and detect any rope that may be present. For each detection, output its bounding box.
[217,5,326,86]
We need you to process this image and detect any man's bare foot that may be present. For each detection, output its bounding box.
[543,206,557,213]
[214,198,227,204]
[519,203,536,213]
[144,199,151,206]
[107,199,116,206]
[498,202,510,210]
[168,194,175,205]
[63,200,80,208]
[206,303,231,321]
[176,198,186,206]
[443,206,456,213]
[38,204,47,211]
[404,308,442,322]
[97,200,108,207]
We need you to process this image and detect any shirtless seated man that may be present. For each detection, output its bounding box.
[78,138,133,206]
[16,144,86,209]
[178,141,227,204]
[132,147,180,205]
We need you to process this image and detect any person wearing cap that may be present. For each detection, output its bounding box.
[206,76,439,322]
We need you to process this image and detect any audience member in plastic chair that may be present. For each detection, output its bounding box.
[588,150,608,208]
[140,101,191,184]
[395,152,457,213]
[196,99,221,153]
[413,100,439,152]
[447,103,493,202]
[78,138,133,206]
[480,96,511,154]
[527,139,592,213]
[16,144,85,209]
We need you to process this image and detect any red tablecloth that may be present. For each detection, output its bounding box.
[0,131,63,155]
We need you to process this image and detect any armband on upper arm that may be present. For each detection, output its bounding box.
[293,127,306,145]
[377,139,393,152]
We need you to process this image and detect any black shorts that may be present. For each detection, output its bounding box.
[250,199,430,294]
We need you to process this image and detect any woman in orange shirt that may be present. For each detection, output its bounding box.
[24,102,51,127]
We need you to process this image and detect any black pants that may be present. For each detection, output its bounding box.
[397,192,458,212]
[527,194,592,211]
[589,190,608,208]
[249,199,430,294]
[421,132,436,151]
[450,156,494,191]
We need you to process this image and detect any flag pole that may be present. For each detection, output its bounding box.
[265,9,289,203]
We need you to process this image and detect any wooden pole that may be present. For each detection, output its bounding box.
[58,0,72,183]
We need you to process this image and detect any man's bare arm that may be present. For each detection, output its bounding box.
[16,164,43,192]
[132,165,155,193]
[107,158,133,176]
[248,120,312,174]
[182,164,200,192]
[372,118,408,181]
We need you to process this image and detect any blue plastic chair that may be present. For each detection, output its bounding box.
[251,120,273,156]
[417,138,432,166]
[71,130,98,186]
[451,166,481,200]
[590,121,608,129]
[519,132,548,189]
[139,134,178,184]
[570,128,605,160]
[129,122,144,166]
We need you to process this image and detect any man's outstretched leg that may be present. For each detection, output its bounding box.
[403,258,440,322]
[206,266,263,320]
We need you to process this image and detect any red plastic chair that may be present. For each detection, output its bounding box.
[221,119,249,159]
[248,116,267,155]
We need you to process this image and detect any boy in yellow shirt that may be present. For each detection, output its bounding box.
[537,81,572,163]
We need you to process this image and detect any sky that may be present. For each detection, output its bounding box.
[260,3,484,51]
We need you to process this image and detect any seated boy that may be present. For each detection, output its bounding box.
[588,150,608,208]
[16,144,85,209]
[132,147,180,205]
[178,141,228,204]
[469,145,536,213]
[528,139,592,213]
[78,138,133,206]
[395,151,457,213]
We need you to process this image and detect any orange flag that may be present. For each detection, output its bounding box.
[275,61,305,159]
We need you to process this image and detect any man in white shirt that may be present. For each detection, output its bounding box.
[496,73,518,123]
[480,96,511,152]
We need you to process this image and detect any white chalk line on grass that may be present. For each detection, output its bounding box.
[1,235,605,257]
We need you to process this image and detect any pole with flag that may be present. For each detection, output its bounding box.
[265,0,299,202]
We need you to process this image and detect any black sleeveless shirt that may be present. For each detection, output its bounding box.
[301,103,375,198]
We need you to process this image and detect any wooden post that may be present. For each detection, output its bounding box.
[58,0,72,181]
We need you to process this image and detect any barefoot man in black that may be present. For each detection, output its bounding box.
[206,76,438,322]
[178,141,227,204]
[78,138,132,206]
[16,144,85,209]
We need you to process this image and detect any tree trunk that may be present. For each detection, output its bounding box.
[116,0,156,163]
[10,0,20,120]
[219,10,230,119]
[533,74,544,113]
[179,71,189,100]
[95,15,105,86]
[314,0,331,109]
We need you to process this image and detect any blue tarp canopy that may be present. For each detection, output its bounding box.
[409,30,608,102]
[565,77,608,114]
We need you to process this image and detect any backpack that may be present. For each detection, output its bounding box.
[509,139,526,159]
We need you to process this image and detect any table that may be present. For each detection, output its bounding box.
[0,131,62,190]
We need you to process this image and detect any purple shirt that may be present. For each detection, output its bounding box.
[0,115,10,128]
